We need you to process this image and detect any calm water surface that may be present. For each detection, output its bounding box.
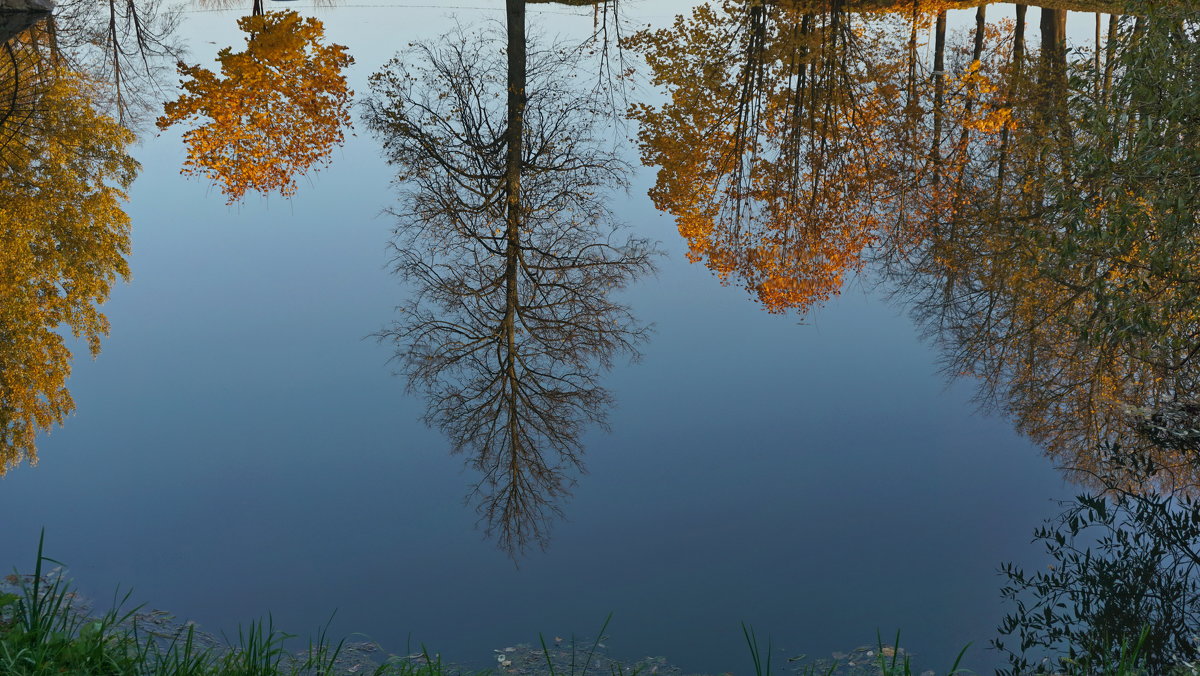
[4,0,1184,672]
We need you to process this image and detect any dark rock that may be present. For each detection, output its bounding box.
[0,8,50,44]
[0,0,54,11]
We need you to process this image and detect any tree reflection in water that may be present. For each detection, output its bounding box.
[893,5,1200,491]
[627,0,908,314]
[156,11,353,204]
[363,22,655,555]
[629,0,1200,488]
[632,0,1200,667]
[0,18,138,473]
[50,0,183,126]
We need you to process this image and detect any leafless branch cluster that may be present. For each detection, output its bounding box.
[363,24,656,556]
[50,0,184,126]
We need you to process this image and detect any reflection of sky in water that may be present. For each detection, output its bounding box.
[0,1,1112,672]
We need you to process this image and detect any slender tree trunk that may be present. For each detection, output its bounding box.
[931,9,946,184]
[502,0,527,458]
[784,13,811,198]
[1102,13,1117,104]
[998,4,1026,188]
[1039,8,1067,85]
[904,0,918,107]
[943,5,987,305]
[958,5,986,151]
[1014,4,1026,67]
[107,0,125,122]
[1039,8,1070,164]
[953,6,987,187]
[46,15,59,66]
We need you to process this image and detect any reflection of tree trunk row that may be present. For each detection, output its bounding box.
[779,0,1131,13]
[533,0,1131,11]
[629,0,1200,488]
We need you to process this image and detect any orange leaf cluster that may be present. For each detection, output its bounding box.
[157,11,353,203]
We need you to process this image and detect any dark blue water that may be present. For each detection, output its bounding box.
[0,2,1089,672]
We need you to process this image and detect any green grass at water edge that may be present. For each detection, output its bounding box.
[0,531,349,676]
[6,534,1188,676]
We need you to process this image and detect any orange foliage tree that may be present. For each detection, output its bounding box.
[627,0,1026,315]
[157,10,352,203]
[626,0,924,313]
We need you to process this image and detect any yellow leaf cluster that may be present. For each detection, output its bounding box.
[0,36,138,473]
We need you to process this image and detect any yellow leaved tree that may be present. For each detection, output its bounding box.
[627,1,1030,315]
[1,21,139,473]
[156,10,353,203]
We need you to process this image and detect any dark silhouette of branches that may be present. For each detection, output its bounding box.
[50,0,183,126]
[363,23,656,556]
[996,450,1200,674]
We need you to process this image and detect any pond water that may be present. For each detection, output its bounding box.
[2,0,1194,673]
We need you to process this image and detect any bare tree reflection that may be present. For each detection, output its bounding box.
[50,0,183,125]
[363,24,655,555]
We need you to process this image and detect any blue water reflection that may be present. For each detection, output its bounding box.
[0,1,1081,672]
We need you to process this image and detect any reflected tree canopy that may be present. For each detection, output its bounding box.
[157,11,353,203]
[625,0,1020,313]
[627,0,904,313]
[630,0,1200,489]
[363,23,655,555]
[894,5,1200,488]
[0,19,138,473]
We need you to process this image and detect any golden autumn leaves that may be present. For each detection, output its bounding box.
[625,0,1023,315]
[1,10,351,474]
[627,1,1200,487]
[156,11,353,203]
[5,0,1196,512]
[0,21,138,474]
